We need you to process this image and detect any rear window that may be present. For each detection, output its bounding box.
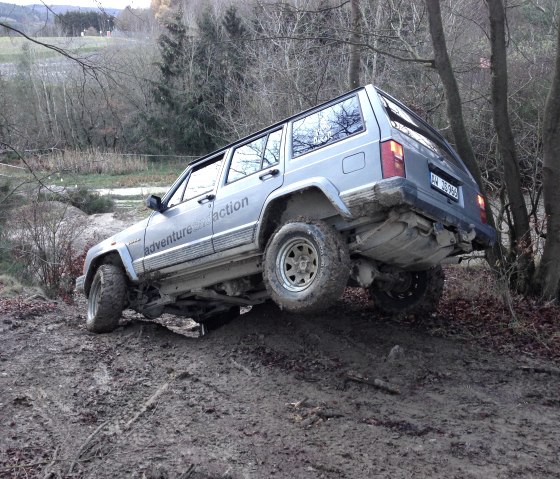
[292,95,364,157]
[378,92,465,171]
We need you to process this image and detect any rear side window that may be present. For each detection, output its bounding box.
[227,129,282,183]
[292,95,364,158]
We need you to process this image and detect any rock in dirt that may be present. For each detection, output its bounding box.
[387,345,405,361]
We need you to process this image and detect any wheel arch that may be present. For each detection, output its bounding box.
[84,247,136,297]
[257,182,352,250]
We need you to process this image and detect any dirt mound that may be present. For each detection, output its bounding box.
[77,209,146,252]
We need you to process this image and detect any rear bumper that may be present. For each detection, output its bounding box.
[341,177,496,248]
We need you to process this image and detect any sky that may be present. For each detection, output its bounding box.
[7,0,151,9]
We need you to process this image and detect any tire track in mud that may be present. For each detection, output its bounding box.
[1,299,559,478]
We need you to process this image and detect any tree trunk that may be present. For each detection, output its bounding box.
[348,0,361,89]
[424,0,501,267]
[535,19,560,299]
[486,0,534,292]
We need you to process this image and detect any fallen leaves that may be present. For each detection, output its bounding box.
[429,267,560,362]
[0,296,57,320]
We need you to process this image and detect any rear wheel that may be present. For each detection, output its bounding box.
[86,264,127,333]
[263,219,350,313]
[369,266,444,316]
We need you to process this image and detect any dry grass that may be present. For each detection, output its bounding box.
[2,150,188,189]
[443,264,507,304]
[26,150,149,175]
[0,274,23,298]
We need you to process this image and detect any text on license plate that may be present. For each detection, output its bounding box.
[430,172,459,200]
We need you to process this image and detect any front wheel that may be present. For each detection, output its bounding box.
[263,219,350,313]
[86,264,127,333]
[369,266,444,316]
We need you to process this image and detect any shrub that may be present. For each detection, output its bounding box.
[64,187,115,214]
[0,240,29,281]
[40,186,115,215]
[0,274,23,297]
[0,178,14,223]
[0,179,29,281]
[6,200,88,299]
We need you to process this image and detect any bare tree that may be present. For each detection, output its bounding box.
[486,0,535,292]
[349,0,362,88]
[535,15,560,299]
[424,0,500,265]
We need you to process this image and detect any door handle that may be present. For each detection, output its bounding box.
[198,194,215,204]
[259,168,280,181]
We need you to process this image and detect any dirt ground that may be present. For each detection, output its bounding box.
[1,285,559,479]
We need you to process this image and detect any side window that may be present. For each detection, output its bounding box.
[263,129,282,168]
[292,95,364,158]
[227,129,282,183]
[227,136,266,183]
[167,178,188,208]
[184,158,224,201]
[167,157,223,208]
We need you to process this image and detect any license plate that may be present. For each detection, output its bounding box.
[430,172,459,201]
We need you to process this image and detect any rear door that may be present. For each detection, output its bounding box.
[211,128,285,252]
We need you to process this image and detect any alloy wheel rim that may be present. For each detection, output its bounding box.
[277,237,319,292]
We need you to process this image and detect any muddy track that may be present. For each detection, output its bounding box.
[1,294,559,478]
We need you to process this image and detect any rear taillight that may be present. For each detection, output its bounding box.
[477,194,487,224]
[381,140,405,178]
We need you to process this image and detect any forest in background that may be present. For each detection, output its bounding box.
[0,1,554,159]
[0,0,560,301]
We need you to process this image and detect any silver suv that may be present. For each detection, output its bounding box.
[76,85,495,333]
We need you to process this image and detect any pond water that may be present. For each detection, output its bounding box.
[93,186,170,197]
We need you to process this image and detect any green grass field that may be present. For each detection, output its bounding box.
[59,165,185,189]
[0,36,131,63]
[1,162,185,190]
[0,165,184,189]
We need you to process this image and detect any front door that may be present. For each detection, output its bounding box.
[141,156,224,274]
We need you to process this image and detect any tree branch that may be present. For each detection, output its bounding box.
[252,34,435,66]
[260,0,351,14]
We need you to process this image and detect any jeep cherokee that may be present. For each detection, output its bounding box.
[76,85,495,333]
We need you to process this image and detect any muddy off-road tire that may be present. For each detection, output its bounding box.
[369,265,444,316]
[86,264,127,333]
[263,219,350,313]
[199,306,240,331]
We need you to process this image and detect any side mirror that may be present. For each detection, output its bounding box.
[145,195,163,212]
